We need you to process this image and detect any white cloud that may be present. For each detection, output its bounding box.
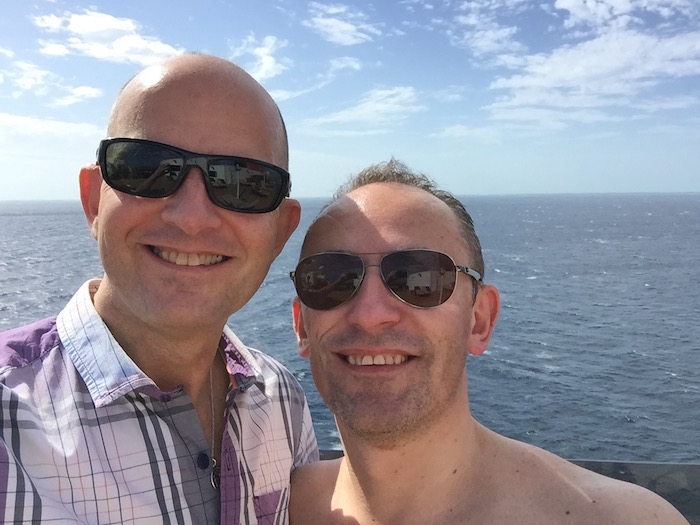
[444,0,528,56]
[32,10,182,66]
[400,0,435,13]
[1,60,103,105]
[230,34,290,82]
[0,47,14,58]
[643,122,700,136]
[38,42,70,56]
[52,86,103,107]
[270,88,313,102]
[304,2,382,45]
[555,0,697,31]
[6,62,54,97]
[631,95,699,111]
[329,56,362,74]
[489,105,625,127]
[454,24,522,55]
[433,86,464,103]
[555,0,630,29]
[304,86,425,133]
[33,11,137,34]
[486,27,700,128]
[0,112,101,136]
[270,57,362,102]
[492,29,700,94]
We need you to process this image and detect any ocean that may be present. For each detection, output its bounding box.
[1,194,699,463]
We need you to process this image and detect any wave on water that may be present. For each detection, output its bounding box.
[1,195,699,462]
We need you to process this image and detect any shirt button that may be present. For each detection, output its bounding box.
[160,394,171,402]
[197,453,210,470]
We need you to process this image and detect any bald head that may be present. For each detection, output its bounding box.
[107,53,288,168]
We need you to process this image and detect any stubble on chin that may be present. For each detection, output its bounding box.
[313,327,470,447]
[312,329,438,446]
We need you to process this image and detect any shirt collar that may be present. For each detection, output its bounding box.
[58,280,266,407]
[220,325,264,392]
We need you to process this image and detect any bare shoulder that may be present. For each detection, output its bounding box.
[520,442,689,524]
[565,460,688,523]
[289,458,341,525]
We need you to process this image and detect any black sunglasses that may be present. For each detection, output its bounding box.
[96,138,291,213]
[290,249,482,310]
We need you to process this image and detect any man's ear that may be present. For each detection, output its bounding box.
[273,198,301,257]
[468,284,500,356]
[292,297,310,359]
[79,164,102,240]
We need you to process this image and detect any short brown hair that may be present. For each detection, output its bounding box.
[316,158,485,279]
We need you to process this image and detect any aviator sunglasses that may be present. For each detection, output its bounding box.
[290,249,482,311]
[96,138,291,213]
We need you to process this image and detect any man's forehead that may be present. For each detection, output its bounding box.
[326,183,449,221]
[304,183,458,251]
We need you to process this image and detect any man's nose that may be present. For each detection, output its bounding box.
[344,266,402,331]
[160,166,223,234]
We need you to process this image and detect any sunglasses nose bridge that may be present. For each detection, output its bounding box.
[182,157,210,179]
[353,261,404,305]
[175,158,215,194]
[361,262,383,284]
[162,160,217,208]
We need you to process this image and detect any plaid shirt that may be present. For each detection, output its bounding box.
[0,280,318,524]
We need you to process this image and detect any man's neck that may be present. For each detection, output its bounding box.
[335,405,489,524]
[90,278,227,390]
[89,278,231,472]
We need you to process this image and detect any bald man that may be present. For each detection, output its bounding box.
[0,53,318,524]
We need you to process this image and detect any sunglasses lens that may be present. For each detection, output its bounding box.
[382,250,457,307]
[293,253,364,310]
[102,141,183,198]
[100,139,290,213]
[206,159,286,213]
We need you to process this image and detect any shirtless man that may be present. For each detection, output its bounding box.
[288,160,688,524]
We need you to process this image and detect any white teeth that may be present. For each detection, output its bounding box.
[346,355,408,366]
[153,248,224,266]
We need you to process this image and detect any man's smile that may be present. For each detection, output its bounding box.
[345,354,410,366]
[150,246,228,266]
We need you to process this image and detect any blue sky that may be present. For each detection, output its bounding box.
[1,0,699,200]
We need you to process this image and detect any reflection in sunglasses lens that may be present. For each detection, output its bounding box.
[99,138,289,213]
[294,250,459,310]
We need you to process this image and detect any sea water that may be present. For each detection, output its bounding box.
[1,194,699,462]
